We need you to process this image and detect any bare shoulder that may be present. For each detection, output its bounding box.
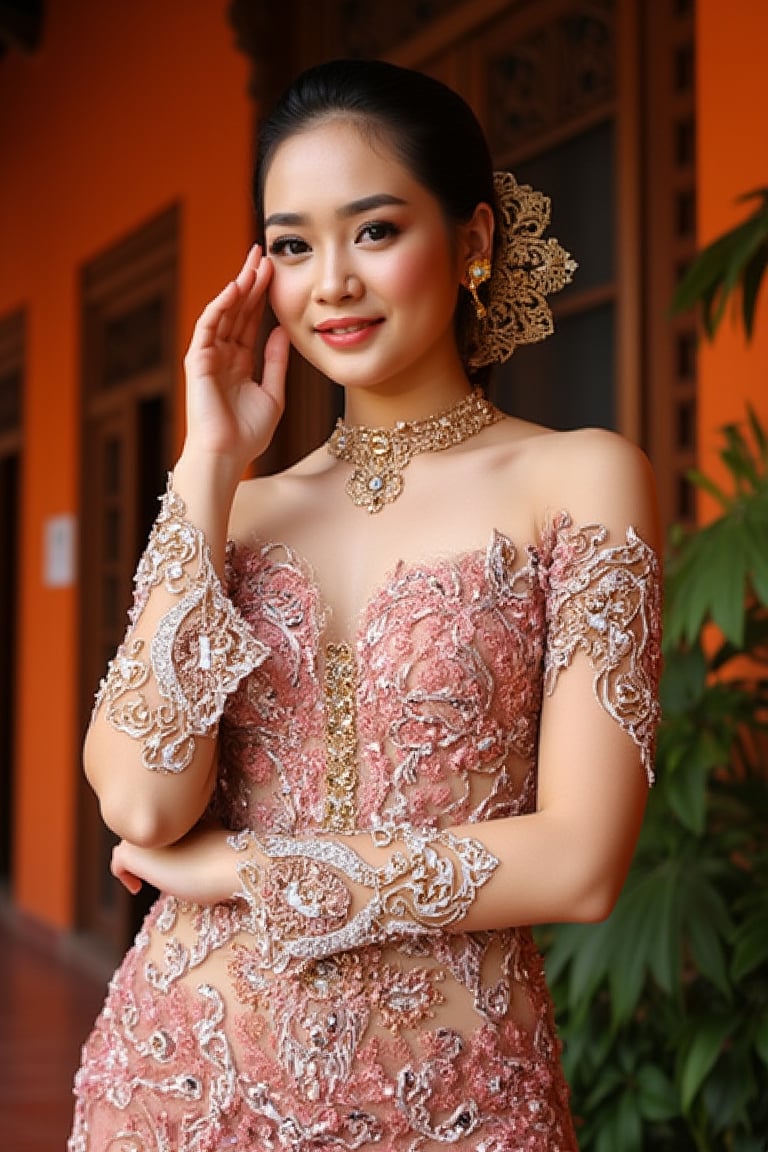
[228,445,330,543]
[508,424,660,551]
[535,425,653,482]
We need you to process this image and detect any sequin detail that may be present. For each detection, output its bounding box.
[231,826,499,970]
[543,517,662,783]
[323,641,359,830]
[92,478,268,773]
[71,516,661,1150]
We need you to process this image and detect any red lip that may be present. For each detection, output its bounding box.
[314,317,382,332]
[314,317,384,349]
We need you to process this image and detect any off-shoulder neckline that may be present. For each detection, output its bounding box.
[226,526,549,651]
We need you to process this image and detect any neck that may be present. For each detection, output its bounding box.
[340,352,472,429]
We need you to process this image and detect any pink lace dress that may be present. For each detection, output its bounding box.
[69,515,661,1151]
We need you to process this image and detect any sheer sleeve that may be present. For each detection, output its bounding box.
[542,515,662,784]
[92,476,269,774]
[229,825,499,973]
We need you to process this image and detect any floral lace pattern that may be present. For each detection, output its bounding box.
[92,480,269,773]
[70,516,661,1151]
[231,826,500,970]
[543,517,662,783]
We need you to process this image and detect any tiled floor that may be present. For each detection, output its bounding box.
[0,909,108,1151]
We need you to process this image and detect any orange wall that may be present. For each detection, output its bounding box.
[0,1,252,928]
[696,0,768,512]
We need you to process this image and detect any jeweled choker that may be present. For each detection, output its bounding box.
[326,388,503,513]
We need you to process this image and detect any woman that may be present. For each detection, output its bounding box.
[69,59,661,1151]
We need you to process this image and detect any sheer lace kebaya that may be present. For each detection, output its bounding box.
[70,483,661,1152]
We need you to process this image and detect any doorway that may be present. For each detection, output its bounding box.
[77,209,178,960]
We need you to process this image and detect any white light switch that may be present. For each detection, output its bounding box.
[44,515,77,587]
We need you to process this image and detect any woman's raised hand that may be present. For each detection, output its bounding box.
[182,244,290,472]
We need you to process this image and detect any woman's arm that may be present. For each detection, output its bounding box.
[85,246,289,848]
[112,429,661,953]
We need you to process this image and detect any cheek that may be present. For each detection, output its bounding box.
[268,270,303,327]
[382,236,456,305]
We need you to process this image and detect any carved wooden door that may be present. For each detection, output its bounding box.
[77,209,178,960]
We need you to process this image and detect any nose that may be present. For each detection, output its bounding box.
[313,247,363,304]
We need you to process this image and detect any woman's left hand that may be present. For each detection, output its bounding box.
[111,824,238,905]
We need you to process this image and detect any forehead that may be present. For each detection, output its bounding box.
[263,118,424,213]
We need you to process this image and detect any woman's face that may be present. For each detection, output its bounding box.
[263,118,466,394]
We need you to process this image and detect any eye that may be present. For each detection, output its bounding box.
[268,236,311,259]
[356,221,400,245]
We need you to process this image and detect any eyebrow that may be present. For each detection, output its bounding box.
[264,193,408,230]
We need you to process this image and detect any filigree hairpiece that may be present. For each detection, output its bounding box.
[466,171,577,370]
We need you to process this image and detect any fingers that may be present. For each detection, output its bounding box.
[111,845,143,894]
[231,257,274,348]
[260,325,291,410]
[220,244,262,341]
[188,245,271,353]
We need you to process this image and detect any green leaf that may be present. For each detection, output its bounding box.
[646,868,683,996]
[680,1017,732,1111]
[732,912,768,980]
[707,520,750,644]
[566,920,613,1009]
[542,921,598,992]
[664,741,711,835]
[673,188,768,338]
[700,1053,759,1129]
[721,421,759,488]
[754,1015,768,1067]
[594,1091,643,1152]
[672,204,768,337]
[603,885,653,1012]
[685,467,730,509]
[745,524,768,605]
[664,513,755,646]
[583,1061,626,1110]
[685,887,732,997]
[635,1063,680,1122]
[742,240,768,338]
[746,403,768,456]
[734,185,768,209]
[613,1091,643,1152]
[658,644,708,714]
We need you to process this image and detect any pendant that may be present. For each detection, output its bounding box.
[343,431,404,514]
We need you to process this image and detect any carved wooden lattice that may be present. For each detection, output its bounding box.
[487,4,615,154]
[331,0,467,58]
[643,0,698,527]
[103,297,166,389]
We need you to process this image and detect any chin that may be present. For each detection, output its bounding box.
[298,351,402,393]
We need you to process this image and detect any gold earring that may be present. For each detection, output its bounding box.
[466,257,491,319]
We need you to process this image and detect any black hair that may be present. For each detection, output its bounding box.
[254,58,494,228]
[253,59,496,372]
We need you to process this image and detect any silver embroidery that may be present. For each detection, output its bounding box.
[544,519,662,783]
[232,825,499,971]
[92,476,269,773]
[71,523,632,1150]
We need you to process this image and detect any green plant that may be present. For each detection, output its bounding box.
[537,201,768,1150]
[672,187,768,340]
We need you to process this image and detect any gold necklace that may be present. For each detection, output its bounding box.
[327,388,503,513]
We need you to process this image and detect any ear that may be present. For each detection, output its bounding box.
[457,202,495,280]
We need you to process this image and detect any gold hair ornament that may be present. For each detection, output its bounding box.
[466,172,577,370]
